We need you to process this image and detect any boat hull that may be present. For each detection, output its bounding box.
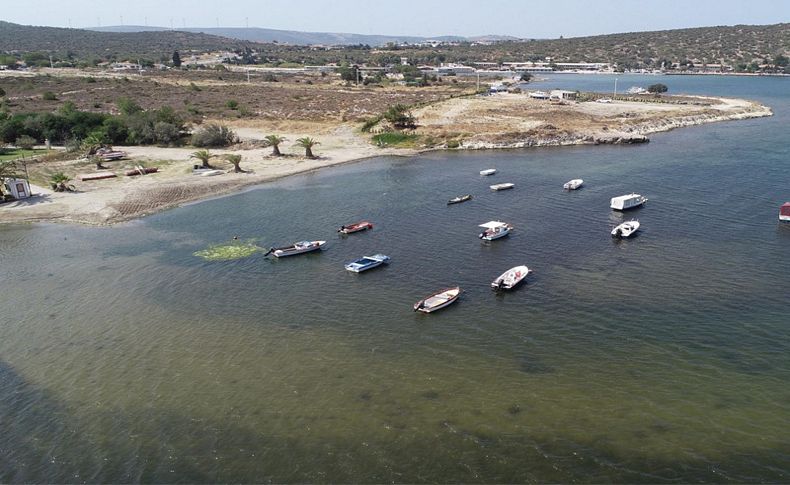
[610,194,647,210]
[491,266,530,290]
[344,255,390,273]
[448,195,473,205]
[611,222,640,238]
[339,222,373,234]
[480,169,497,176]
[564,179,583,190]
[272,241,326,257]
[490,183,515,191]
[480,229,511,241]
[414,287,461,313]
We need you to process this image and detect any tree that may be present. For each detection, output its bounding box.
[191,124,237,147]
[0,87,5,97]
[172,50,182,67]
[383,104,416,130]
[295,137,320,159]
[50,172,75,192]
[224,154,244,173]
[519,72,532,82]
[116,97,143,116]
[647,83,668,94]
[263,134,286,156]
[190,149,214,169]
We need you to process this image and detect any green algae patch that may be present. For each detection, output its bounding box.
[193,240,263,261]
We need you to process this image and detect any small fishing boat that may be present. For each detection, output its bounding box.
[610,193,648,210]
[491,265,530,290]
[479,221,513,241]
[563,179,584,190]
[611,220,640,238]
[413,287,462,313]
[266,240,326,257]
[447,194,473,205]
[780,202,790,222]
[480,169,497,176]
[344,254,390,273]
[338,221,373,234]
[490,183,515,191]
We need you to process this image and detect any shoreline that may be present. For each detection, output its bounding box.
[0,96,772,227]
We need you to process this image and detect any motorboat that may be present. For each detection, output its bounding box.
[413,287,462,313]
[563,179,584,190]
[529,91,550,99]
[266,240,326,257]
[344,254,390,273]
[447,194,473,205]
[490,183,515,191]
[480,169,497,176]
[479,221,513,241]
[780,202,790,222]
[338,221,373,234]
[610,193,648,210]
[491,265,530,290]
[96,147,127,161]
[611,220,640,238]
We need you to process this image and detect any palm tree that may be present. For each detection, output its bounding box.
[50,172,75,192]
[224,154,244,173]
[263,135,286,156]
[82,133,107,169]
[295,137,320,159]
[190,149,214,169]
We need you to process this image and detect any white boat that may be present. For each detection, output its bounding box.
[344,254,390,273]
[490,183,515,191]
[480,168,497,176]
[193,168,224,177]
[611,220,640,238]
[491,265,530,290]
[529,91,550,99]
[610,193,648,210]
[563,179,584,190]
[413,287,462,313]
[479,221,513,241]
[267,240,326,257]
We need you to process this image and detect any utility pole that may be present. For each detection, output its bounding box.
[247,69,251,83]
[613,77,618,98]
[49,55,54,69]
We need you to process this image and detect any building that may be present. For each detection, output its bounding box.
[550,90,578,100]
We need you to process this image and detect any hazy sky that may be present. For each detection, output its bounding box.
[3,0,789,38]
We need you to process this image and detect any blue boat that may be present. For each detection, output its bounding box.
[344,254,391,273]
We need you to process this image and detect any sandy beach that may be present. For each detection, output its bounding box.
[0,94,771,226]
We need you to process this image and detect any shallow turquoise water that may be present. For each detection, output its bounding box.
[1,75,789,482]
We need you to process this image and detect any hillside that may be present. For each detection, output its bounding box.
[90,25,466,46]
[0,21,261,60]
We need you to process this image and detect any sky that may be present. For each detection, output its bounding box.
[2,0,790,38]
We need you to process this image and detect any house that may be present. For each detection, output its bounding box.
[3,178,31,199]
[550,90,578,101]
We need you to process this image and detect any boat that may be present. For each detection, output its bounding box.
[479,221,513,241]
[193,168,224,176]
[491,265,530,290]
[563,179,584,190]
[611,220,640,238]
[780,202,790,222]
[480,169,497,176]
[338,221,373,234]
[529,91,550,100]
[610,193,648,210]
[447,194,473,205]
[413,287,462,313]
[96,147,127,161]
[490,183,515,191]
[266,240,326,257]
[344,254,390,273]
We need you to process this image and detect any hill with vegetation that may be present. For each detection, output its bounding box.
[0,21,261,64]
[2,21,789,73]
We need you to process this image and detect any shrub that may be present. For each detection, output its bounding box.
[383,104,416,130]
[647,83,668,94]
[15,135,37,149]
[372,132,419,147]
[189,82,202,92]
[86,77,97,83]
[191,123,237,147]
[225,100,239,110]
[42,91,57,101]
[153,122,182,146]
[116,97,142,115]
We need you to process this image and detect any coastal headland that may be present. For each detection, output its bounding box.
[0,71,771,226]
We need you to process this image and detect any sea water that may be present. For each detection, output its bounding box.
[1,75,789,482]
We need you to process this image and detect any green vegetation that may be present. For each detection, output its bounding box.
[189,149,214,169]
[49,172,74,192]
[0,148,46,161]
[383,104,417,130]
[648,83,669,93]
[295,137,320,159]
[193,240,263,261]
[225,100,239,110]
[191,124,237,147]
[14,135,36,150]
[372,132,419,147]
[42,91,57,101]
[224,153,244,173]
[263,134,286,156]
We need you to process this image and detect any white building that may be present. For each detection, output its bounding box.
[550,90,578,100]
